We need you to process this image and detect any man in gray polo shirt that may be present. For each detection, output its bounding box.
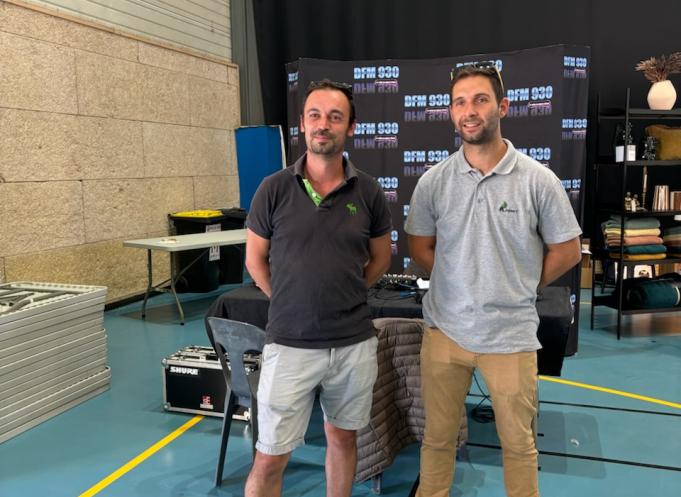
[244,79,392,497]
[405,65,581,497]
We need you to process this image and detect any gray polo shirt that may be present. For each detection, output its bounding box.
[405,140,581,353]
[246,153,392,349]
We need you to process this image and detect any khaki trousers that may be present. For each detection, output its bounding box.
[416,327,539,497]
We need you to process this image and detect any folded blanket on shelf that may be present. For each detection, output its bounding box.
[602,227,661,237]
[608,244,667,254]
[609,253,667,261]
[606,216,661,229]
[663,233,681,243]
[606,235,664,246]
[664,225,681,236]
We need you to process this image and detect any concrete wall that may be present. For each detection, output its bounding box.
[0,1,241,302]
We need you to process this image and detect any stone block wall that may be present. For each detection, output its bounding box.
[0,2,241,302]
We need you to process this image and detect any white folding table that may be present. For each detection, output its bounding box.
[124,229,247,324]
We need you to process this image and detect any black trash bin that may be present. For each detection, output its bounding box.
[169,210,226,293]
[219,208,247,284]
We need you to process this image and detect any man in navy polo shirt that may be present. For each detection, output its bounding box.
[406,65,582,497]
[244,79,392,497]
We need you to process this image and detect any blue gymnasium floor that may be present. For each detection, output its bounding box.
[1,285,680,497]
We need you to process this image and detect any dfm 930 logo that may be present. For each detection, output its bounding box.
[517,147,552,162]
[287,71,298,91]
[354,123,399,149]
[353,66,400,93]
[564,56,587,68]
[507,86,554,102]
[403,150,449,177]
[403,150,449,163]
[563,56,588,79]
[561,178,582,190]
[379,177,399,203]
[353,66,400,79]
[354,122,399,135]
[377,177,399,189]
[561,118,587,140]
[289,126,299,146]
[506,85,554,117]
[404,94,451,107]
[403,94,451,122]
[562,118,587,129]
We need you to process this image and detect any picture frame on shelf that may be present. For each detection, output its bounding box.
[633,265,653,278]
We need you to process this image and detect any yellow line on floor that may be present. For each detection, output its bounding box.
[539,376,681,410]
[78,415,204,497]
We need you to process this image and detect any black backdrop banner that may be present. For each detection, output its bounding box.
[286,45,589,354]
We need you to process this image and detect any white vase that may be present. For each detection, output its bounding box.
[647,80,676,110]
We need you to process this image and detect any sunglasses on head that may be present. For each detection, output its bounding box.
[451,61,505,93]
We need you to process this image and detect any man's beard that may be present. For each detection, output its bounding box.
[309,132,343,155]
[458,116,499,145]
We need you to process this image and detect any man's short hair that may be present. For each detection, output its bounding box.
[449,64,505,104]
[303,79,356,124]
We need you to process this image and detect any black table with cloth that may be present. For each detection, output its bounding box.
[204,284,573,376]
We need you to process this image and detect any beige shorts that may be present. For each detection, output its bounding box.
[255,336,378,455]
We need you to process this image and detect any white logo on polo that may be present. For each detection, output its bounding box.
[170,366,199,376]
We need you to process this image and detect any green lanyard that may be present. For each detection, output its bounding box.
[302,178,323,206]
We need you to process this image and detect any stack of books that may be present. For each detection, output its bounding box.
[671,191,681,211]
[653,185,669,210]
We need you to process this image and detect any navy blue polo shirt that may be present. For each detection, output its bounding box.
[246,153,392,348]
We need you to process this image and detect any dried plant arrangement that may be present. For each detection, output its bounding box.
[635,52,681,82]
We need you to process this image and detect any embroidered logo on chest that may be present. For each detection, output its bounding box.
[498,201,518,213]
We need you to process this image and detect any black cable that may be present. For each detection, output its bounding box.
[466,442,681,472]
[470,372,495,423]
[467,393,681,418]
